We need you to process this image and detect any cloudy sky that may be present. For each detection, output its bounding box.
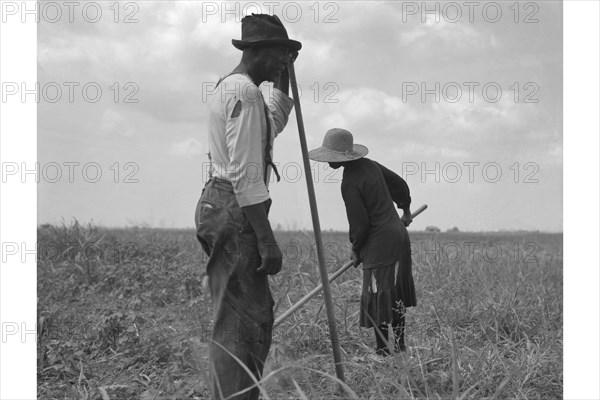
[37,1,563,231]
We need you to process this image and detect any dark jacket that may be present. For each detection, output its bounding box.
[341,157,411,269]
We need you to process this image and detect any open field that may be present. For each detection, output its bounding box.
[37,222,562,399]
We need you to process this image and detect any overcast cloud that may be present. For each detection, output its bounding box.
[38,1,563,231]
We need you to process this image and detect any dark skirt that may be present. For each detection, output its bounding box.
[359,259,417,328]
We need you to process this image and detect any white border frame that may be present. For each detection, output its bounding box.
[0,0,598,398]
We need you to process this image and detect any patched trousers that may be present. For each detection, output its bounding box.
[195,178,274,400]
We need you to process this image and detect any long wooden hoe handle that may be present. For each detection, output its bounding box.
[287,60,346,383]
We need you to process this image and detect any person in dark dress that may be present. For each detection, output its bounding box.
[309,128,417,355]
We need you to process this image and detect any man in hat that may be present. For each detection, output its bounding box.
[195,14,301,400]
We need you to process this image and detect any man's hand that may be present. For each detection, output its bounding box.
[401,209,413,227]
[351,250,361,268]
[256,241,283,275]
[276,50,299,96]
[288,50,299,63]
[241,201,283,275]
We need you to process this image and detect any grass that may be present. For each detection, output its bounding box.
[37,221,562,399]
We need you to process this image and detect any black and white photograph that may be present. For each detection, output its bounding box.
[0,1,598,399]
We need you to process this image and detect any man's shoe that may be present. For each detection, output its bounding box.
[375,347,391,357]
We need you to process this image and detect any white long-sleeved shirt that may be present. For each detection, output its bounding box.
[207,73,294,207]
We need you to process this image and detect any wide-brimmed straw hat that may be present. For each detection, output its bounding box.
[308,128,369,162]
[232,14,302,51]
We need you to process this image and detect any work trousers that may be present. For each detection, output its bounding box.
[195,179,274,400]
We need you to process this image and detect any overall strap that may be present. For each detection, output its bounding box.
[262,100,281,184]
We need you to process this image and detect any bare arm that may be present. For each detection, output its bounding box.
[241,202,282,275]
[274,66,289,96]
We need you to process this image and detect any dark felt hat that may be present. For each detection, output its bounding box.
[232,14,302,51]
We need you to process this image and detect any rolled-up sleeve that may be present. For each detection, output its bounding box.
[341,179,370,253]
[224,85,270,208]
[267,88,295,136]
